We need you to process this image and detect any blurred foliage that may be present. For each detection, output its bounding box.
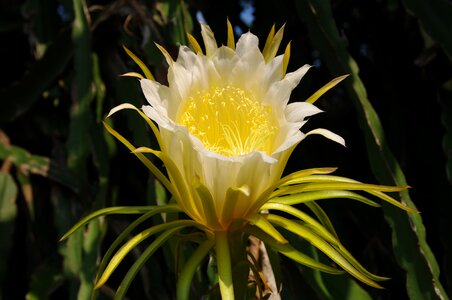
[0,0,451,299]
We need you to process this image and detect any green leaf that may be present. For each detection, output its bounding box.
[0,27,73,122]
[0,140,79,192]
[0,172,18,283]
[401,0,452,59]
[295,1,448,298]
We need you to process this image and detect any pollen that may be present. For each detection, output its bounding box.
[177,86,278,156]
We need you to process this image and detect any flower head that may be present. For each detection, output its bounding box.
[140,23,344,231]
[64,21,414,300]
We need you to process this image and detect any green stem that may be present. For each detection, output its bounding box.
[215,231,234,300]
[177,239,214,300]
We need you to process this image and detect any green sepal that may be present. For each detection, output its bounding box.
[60,205,182,241]
[122,45,155,80]
[247,213,287,244]
[267,214,384,288]
[95,205,182,282]
[261,202,339,245]
[245,225,343,275]
[262,24,285,63]
[269,190,380,207]
[95,220,202,289]
[305,75,349,104]
[194,178,220,229]
[114,227,183,300]
[103,120,177,199]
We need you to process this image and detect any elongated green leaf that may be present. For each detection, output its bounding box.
[64,1,96,298]
[295,1,448,298]
[401,0,452,59]
[0,139,79,192]
[0,172,18,283]
[438,80,452,288]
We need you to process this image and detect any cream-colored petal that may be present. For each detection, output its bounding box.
[264,54,284,85]
[285,102,323,123]
[211,46,237,82]
[263,64,312,107]
[142,105,171,130]
[235,32,260,57]
[140,79,166,109]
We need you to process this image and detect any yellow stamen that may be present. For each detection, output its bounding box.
[178,86,278,156]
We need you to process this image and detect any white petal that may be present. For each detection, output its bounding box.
[263,64,312,107]
[177,46,199,69]
[304,128,346,146]
[272,127,304,154]
[140,79,166,109]
[142,105,171,129]
[235,32,259,57]
[285,102,323,123]
[263,54,284,85]
[211,46,237,81]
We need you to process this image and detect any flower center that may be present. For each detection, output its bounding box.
[177,85,278,156]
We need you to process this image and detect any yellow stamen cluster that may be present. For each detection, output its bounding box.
[178,86,278,156]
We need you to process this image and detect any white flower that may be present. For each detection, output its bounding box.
[139,24,344,231]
